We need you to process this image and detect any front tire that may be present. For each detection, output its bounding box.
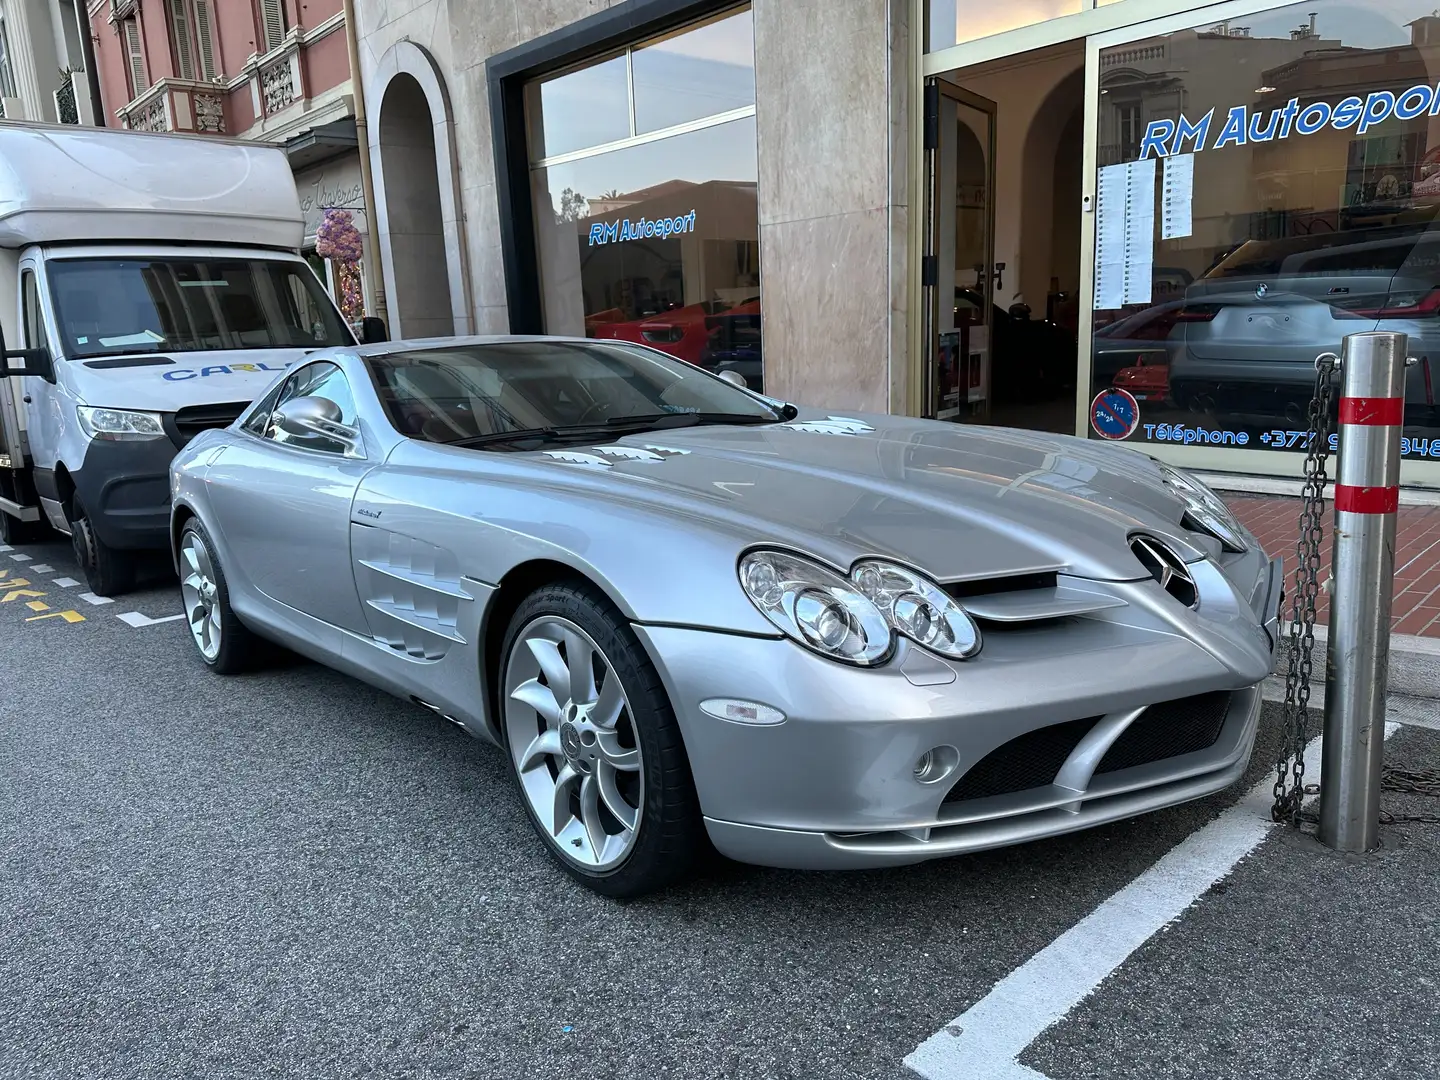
[70,496,135,597]
[178,519,261,675]
[500,582,703,898]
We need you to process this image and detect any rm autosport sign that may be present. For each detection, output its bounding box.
[587,210,697,246]
[1138,84,1440,159]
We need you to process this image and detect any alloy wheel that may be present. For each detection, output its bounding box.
[503,616,643,871]
[179,531,222,661]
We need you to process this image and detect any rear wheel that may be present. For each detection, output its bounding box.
[179,520,261,674]
[500,582,703,898]
[70,496,135,597]
[0,509,51,546]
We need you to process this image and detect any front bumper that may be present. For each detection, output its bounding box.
[633,556,1283,871]
[72,436,177,551]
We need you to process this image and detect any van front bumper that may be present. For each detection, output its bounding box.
[72,436,176,551]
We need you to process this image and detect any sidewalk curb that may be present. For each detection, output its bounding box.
[1273,626,1440,700]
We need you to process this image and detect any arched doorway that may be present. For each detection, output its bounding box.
[377,73,454,339]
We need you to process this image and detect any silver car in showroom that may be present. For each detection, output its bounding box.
[168,336,1283,897]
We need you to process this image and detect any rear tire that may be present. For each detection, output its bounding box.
[0,509,51,546]
[500,581,703,898]
[69,497,135,597]
[179,519,262,675]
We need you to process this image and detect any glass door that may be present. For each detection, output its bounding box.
[925,80,997,422]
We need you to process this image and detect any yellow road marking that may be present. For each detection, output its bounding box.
[25,599,48,611]
[26,610,85,623]
[2,587,44,602]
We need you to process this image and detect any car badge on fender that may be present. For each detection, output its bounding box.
[1255,282,1269,299]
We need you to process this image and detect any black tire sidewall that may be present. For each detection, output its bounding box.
[69,502,133,597]
[500,582,702,898]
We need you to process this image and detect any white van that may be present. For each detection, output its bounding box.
[0,121,385,595]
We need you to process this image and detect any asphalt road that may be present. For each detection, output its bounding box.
[2,535,1437,1079]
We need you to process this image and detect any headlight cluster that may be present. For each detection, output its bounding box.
[738,550,981,667]
[1157,462,1248,553]
[77,406,166,442]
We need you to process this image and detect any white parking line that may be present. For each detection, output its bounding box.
[8,552,31,561]
[51,577,81,588]
[116,611,185,628]
[30,564,53,574]
[904,725,1398,1079]
[77,592,114,607]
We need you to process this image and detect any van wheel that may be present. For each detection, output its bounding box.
[0,510,50,546]
[70,498,135,597]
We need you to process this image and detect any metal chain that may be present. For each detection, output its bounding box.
[1272,353,1338,824]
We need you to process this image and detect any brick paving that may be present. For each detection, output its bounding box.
[1225,494,1440,639]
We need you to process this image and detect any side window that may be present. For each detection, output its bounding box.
[262,361,358,454]
[240,379,288,436]
[21,271,48,351]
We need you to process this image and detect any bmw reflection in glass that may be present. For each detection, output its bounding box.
[169,336,1285,897]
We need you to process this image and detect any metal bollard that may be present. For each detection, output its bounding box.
[1319,330,1408,853]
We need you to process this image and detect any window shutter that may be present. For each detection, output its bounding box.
[169,0,194,81]
[123,18,148,96]
[260,0,285,52]
[193,0,218,81]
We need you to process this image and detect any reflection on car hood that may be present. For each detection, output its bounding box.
[505,410,1194,583]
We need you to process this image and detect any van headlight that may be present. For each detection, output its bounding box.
[77,406,166,442]
[1157,462,1248,553]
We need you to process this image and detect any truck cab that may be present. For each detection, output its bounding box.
[0,122,380,595]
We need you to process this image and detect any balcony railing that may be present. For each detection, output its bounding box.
[118,79,225,135]
[56,70,78,124]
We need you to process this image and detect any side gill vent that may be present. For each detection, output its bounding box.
[1130,534,1198,609]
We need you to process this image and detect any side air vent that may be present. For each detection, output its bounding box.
[1130,534,1198,609]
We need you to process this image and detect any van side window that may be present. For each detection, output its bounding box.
[21,271,48,351]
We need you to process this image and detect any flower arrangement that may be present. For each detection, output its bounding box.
[316,208,365,321]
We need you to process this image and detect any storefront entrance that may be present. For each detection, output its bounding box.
[924,41,1086,433]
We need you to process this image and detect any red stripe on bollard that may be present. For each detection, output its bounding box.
[1334,484,1400,514]
[1338,397,1404,425]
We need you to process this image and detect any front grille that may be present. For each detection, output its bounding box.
[944,571,1058,600]
[943,715,1101,803]
[1096,691,1232,774]
[169,401,249,448]
[942,690,1234,804]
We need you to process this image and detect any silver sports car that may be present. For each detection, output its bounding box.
[168,336,1283,897]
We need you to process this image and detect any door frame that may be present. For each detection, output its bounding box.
[923,78,998,422]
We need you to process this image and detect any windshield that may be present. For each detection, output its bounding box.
[47,256,353,360]
[366,340,781,445]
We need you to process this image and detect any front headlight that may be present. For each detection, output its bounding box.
[852,560,982,660]
[77,406,166,442]
[738,550,893,666]
[1157,462,1248,553]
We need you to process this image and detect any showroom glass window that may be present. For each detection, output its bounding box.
[525,7,764,391]
[1091,0,1440,462]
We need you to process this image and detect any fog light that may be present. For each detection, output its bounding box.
[700,698,786,726]
[913,744,960,784]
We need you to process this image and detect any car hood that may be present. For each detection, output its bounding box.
[61,349,309,411]
[497,411,1198,583]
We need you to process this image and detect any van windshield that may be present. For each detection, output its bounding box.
[47,256,353,360]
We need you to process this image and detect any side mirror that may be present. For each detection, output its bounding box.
[360,316,389,344]
[272,395,361,453]
[0,325,56,382]
[717,368,748,389]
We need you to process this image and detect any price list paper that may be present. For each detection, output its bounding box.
[1093,158,1156,309]
[1162,153,1194,240]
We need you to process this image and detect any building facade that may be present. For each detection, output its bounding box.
[87,0,371,322]
[350,0,1440,490]
[0,0,102,124]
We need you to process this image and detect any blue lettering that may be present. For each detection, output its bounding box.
[1172,110,1213,154]
[1248,108,1280,142]
[1395,84,1433,121]
[1355,91,1394,135]
[587,223,606,246]
[1213,106,1249,150]
[1295,101,1332,135]
[1236,432,1249,445]
[1143,424,1157,439]
[1139,119,1175,159]
[1278,97,1301,138]
[256,362,288,372]
[603,221,619,243]
[199,365,231,377]
[1330,96,1363,131]
[163,369,197,381]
